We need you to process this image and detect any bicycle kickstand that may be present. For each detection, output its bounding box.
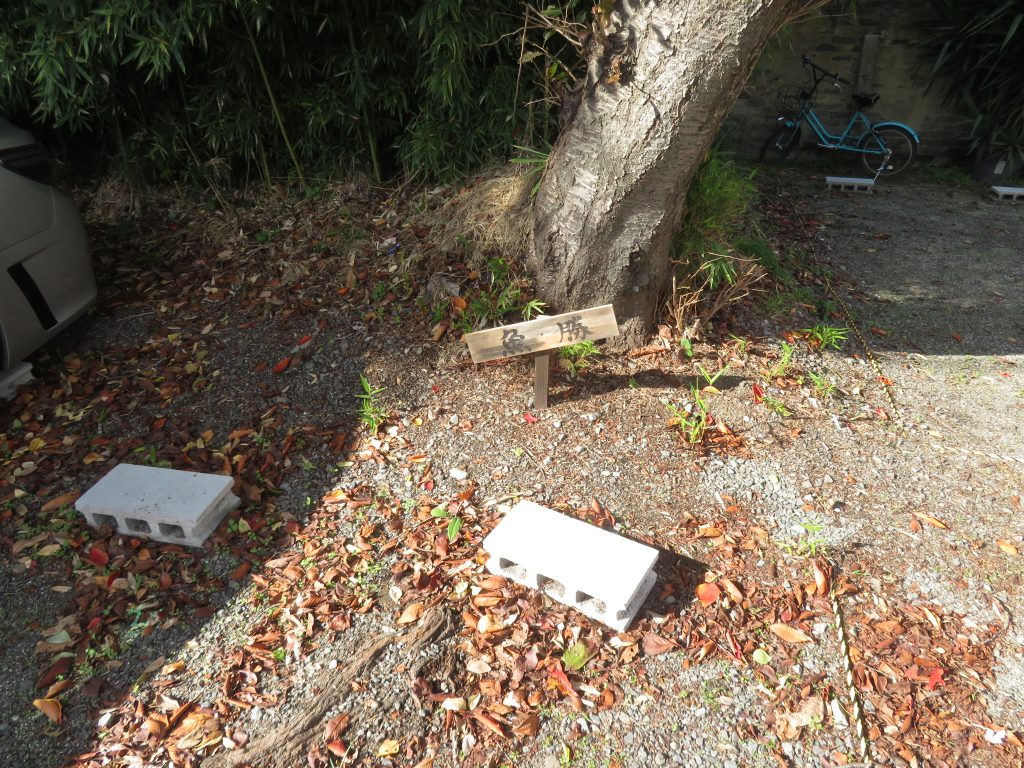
[871,149,891,182]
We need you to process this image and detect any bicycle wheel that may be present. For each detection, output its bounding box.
[759,124,802,163]
[858,125,916,177]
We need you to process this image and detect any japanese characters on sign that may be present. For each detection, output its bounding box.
[464,304,618,364]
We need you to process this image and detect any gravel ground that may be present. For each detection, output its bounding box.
[1,169,1022,768]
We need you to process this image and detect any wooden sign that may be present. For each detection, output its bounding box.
[463,304,619,408]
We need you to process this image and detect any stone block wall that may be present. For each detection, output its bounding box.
[723,0,963,161]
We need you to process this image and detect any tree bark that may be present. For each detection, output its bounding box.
[206,609,453,768]
[531,0,794,346]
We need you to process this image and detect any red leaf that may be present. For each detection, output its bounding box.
[752,382,764,404]
[522,413,539,424]
[272,357,291,374]
[86,547,109,567]
[547,661,582,710]
[326,740,347,757]
[297,334,313,347]
[951,333,962,343]
[926,667,945,690]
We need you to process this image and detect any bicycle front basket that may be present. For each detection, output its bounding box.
[775,86,807,117]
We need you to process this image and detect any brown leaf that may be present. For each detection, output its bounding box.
[721,579,744,604]
[913,512,947,529]
[695,582,721,607]
[512,713,540,738]
[996,539,1019,556]
[471,711,506,738]
[44,679,74,698]
[642,633,675,656]
[41,493,79,514]
[398,602,424,625]
[32,698,62,723]
[324,713,350,742]
[769,623,813,644]
[812,561,830,596]
[229,561,251,580]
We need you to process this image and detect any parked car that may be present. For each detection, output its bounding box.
[0,118,96,372]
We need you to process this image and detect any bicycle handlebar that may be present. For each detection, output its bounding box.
[801,54,850,85]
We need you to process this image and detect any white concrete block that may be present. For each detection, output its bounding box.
[482,500,658,631]
[76,463,239,547]
[0,363,33,401]
[826,176,874,193]
[991,185,1024,201]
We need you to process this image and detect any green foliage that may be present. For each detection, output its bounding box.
[355,375,387,434]
[453,256,539,333]
[807,370,836,399]
[802,324,848,350]
[768,341,795,379]
[510,144,551,197]
[0,1,585,185]
[559,340,599,376]
[669,147,767,334]
[921,1,1024,161]
[666,387,711,445]
[677,149,757,256]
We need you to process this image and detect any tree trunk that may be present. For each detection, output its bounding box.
[531,0,794,346]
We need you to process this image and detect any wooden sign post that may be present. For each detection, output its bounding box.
[464,304,619,408]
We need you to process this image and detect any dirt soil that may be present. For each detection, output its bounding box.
[0,169,1021,768]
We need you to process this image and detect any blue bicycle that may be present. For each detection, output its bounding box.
[760,55,920,177]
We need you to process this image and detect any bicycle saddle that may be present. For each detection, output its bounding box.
[853,92,880,108]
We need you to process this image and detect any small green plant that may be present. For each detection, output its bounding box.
[699,679,727,710]
[667,387,711,445]
[522,299,546,320]
[679,338,694,358]
[355,374,387,434]
[728,334,748,357]
[763,286,815,315]
[781,520,827,558]
[371,281,389,302]
[510,144,550,197]
[761,394,791,417]
[272,647,287,662]
[452,256,541,333]
[132,444,170,467]
[768,341,795,379]
[807,371,836,399]
[696,362,729,389]
[802,324,848,350]
[429,504,464,542]
[559,340,600,376]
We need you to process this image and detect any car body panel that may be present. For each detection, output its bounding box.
[0,120,96,370]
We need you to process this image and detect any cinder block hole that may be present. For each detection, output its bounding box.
[158,523,185,539]
[92,513,118,530]
[574,590,608,614]
[497,557,528,580]
[537,575,565,598]
[125,518,152,534]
